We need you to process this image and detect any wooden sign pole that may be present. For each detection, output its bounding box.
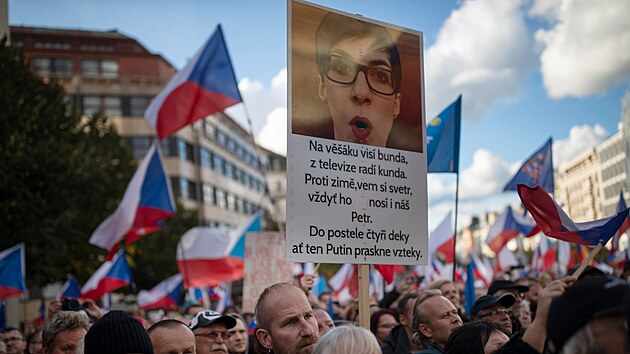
[358,264,371,329]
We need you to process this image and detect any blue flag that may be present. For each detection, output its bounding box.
[465,262,475,315]
[504,138,554,193]
[427,96,461,173]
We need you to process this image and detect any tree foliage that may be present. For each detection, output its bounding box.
[0,38,138,286]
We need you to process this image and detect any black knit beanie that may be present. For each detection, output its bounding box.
[84,310,153,354]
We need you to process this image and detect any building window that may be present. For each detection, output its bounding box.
[234,167,241,182]
[203,184,215,205]
[33,57,73,77]
[129,97,149,116]
[103,97,122,116]
[34,41,71,50]
[227,193,236,211]
[82,96,100,116]
[161,137,177,157]
[82,59,119,79]
[216,189,227,209]
[203,121,215,139]
[216,129,227,146]
[79,44,115,52]
[225,162,234,179]
[214,155,225,175]
[125,137,153,157]
[200,147,213,170]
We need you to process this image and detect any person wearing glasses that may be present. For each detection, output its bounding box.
[315,12,402,147]
[3,328,26,354]
[370,309,398,345]
[189,310,236,354]
[470,294,517,336]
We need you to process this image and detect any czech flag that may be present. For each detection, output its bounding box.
[89,142,176,256]
[429,212,455,263]
[0,243,26,300]
[518,184,630,246]
[531,236,555,272]
[504,138,554,193]
[145,25,242,140]
[57,275,81,300]
[177,213,261,288]
[329,264,358,301]
[470,252,493,287]
[81,250,132,300]
[496,247,519,272]
[137,274,183,310]
[485,205,538,254]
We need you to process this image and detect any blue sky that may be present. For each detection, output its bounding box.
[10,0,630,231]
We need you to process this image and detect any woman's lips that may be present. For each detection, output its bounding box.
[350,116,372,142]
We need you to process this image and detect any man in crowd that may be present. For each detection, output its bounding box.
[148,319,196,354]
[42,311,90,354]
[3,328,26,354]
[381,292,420,354]
[190,310,236,354]
[488,279,529,333]
[429,280,470,322]
[313,308,335,336]
[255,282,319,354]
[546,275,629,354]
[227,313,249,354]
[412,290,463,353]
[470,294,516,336]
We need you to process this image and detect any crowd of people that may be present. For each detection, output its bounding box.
[1,264,629,354]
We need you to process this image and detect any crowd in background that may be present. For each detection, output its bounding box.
[1,262,629,354]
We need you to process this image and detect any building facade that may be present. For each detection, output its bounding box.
[11,25,274,228]
[597,131,629,216]
[555,148,602,222]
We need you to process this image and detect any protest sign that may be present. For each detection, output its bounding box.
[287,0,428,265]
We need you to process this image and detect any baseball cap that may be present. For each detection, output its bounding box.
[189,310,237,331]
[470,293,517,318]
[546,276,630,354]
[487,280,529,295]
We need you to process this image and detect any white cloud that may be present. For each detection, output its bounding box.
[256,107,287,155]
[553,124,608,168]
[425,0,536,119]
[427,174,456,206]
[528,0,562,22]
[460,149,514,199]
[226,68,287,139]
[535,0,630,98]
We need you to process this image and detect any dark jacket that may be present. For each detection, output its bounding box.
[381,324,412,354]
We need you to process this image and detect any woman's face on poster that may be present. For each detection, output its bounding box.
[318,35,401,147]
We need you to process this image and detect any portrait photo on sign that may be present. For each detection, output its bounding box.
[291,0,423,153]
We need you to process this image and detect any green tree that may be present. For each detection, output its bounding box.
[0,38,138,286]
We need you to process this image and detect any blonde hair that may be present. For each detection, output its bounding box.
[312,326,381,354]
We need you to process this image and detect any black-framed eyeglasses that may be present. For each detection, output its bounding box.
[326,54,397,96]
[477,309,510,318]
[194,331,231,341]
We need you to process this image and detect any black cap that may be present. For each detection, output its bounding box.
[546,276,630,354]
[470,293,516,318]
[189,310,237,331]
[84,311,153,354]
[567,265,605,280]
[487,280,529,295]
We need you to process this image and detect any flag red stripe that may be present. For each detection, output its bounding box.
[157,82,240,139]
[177,257,244,288]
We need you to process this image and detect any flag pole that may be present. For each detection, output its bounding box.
[452,171,460,281]
[572,242,603,278]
